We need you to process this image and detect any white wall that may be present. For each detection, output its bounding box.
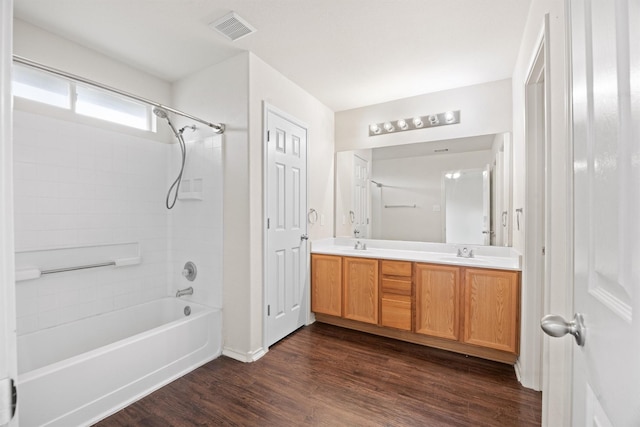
[335,79,512,152]
[172,52,335,361]
[245,53,335,359]
[172,53,251,359]
[13,19,171,113]
[370,150,492,242]
[511,2,572,425]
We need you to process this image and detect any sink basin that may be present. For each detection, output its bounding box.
[437,256,489,265]
[337,247,380,255]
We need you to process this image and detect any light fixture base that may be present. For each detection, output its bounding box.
[368,110,460,137]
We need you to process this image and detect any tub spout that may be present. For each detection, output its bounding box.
[176,286,194,297]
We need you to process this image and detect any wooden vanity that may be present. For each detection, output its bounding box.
[311,253,521,364]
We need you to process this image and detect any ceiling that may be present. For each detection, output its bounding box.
[13,0,532,112]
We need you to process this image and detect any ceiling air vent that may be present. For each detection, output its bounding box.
[209,12,256,41]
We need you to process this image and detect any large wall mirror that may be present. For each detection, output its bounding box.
[335,133,513,246]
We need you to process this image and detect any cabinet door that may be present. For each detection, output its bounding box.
[311,255,342,317]
[462,268,520,354]
[343,257,379,324]
[415,263,460,341]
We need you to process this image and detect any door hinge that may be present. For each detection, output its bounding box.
[267,305,271,316]
[542,246,546,256]
[267,218,270,229]
[267,130,271,142]
[0,378,17,424]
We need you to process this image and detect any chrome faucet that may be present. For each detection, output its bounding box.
[176,286,194,297]
[457,247,474,258]
[354,241,367,250]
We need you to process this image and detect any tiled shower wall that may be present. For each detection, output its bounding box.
[13,110,171,334]
[168,133,223,310]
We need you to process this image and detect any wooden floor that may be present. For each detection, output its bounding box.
[96,323,541,426]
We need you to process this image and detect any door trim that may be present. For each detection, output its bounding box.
[0,1,18,425]
[262,102,309,350]
[517,15,551,392]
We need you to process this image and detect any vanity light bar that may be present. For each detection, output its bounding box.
[368,110,460,137]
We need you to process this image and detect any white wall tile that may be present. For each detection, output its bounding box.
[13,110,224,334]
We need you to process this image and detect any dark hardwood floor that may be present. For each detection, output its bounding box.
[95,323,541,426]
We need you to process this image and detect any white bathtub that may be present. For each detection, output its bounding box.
[16,297,222,427]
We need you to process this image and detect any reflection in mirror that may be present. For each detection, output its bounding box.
[335,133,513,246]
[444,167,490,245]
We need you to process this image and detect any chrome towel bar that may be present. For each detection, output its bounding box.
[15,257,141,282]
[41,261,116,275]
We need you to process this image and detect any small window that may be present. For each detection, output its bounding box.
[76,85,150,131]
[13,64,155,132]
[12,64,71,109]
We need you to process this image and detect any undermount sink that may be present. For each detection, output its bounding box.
[437,256,490,265]
[338,247,379,254]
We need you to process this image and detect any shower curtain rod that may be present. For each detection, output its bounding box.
[12,55,225,134]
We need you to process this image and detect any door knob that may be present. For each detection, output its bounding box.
[300,234,309,241]
[540,313,586,346]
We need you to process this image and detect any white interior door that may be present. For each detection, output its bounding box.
[482,164,491,245]
[352,154,368,238]
[1,1,18,425]
[565,0,640,424]
[265,106,308,347]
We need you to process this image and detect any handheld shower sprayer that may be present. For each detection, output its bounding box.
[153,107,195,210]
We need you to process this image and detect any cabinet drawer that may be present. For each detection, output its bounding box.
[381,278,412,296]
[381,260,412,277]
[381,297,412,330]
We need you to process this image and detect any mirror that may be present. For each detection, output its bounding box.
[334,133,512,246]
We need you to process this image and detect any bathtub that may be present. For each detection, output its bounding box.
[16,297,222,427]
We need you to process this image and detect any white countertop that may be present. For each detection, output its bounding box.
[311,238,522,271]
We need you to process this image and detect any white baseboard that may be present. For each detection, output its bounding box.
[222,346,267,363]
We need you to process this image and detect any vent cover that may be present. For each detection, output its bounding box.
[209,12,256,41]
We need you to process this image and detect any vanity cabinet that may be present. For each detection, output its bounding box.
[415,263,460,341]
[380,260,412,331]
[310,254,521,364]
[343,257,379,324]
[462,268,520,354]
[311,255,342,317]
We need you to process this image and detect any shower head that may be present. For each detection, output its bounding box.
[154,107,180,138]
[153,107,169,119]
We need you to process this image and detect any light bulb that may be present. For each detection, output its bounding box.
[383,122,395,132]
[413,117,424,128]
[370,124,381,134]
[397,119,408,130]
[428,115,439,125]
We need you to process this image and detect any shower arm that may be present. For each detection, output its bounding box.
[13,55,225,134]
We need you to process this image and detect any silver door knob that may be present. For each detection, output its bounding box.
[300,234,309,241]
[540,313,586,346]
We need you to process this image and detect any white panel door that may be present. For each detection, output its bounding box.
[352,154,369,238]
[265,107,308,347]
[569,0,640,425]
[482,164,491,245]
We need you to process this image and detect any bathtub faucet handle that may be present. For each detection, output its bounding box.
[182,261,197,281]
